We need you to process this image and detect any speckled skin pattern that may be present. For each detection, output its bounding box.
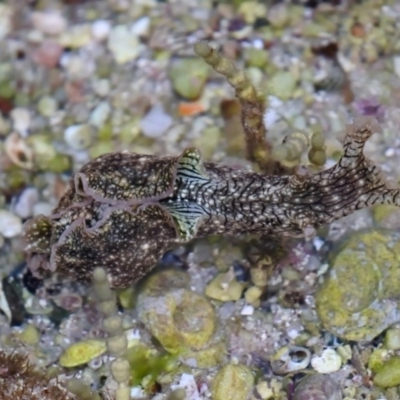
[23,117,400,288]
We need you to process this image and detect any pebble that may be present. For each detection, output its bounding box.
[130,16,151,38]
[32,40,63,69]
[140,104,173,138]
[108,25,141,64]
[0,112,9,136]
[13,187,39,219]
[0,210,23,238]
[212,363,254,400]
[170,373,201,400]
[311,349,342,374]
[31,10,67,36]
[241,304,254,316]
[373,356,400,388]
[10,108,31,135]
[93,79,111,97]
[91,20,112,42]
[168,58,209,100]
[37,95,58,118]
[393,56,400,79]
[315,229,400,341]
[89,101,111,128]
[64,124,94,150]
[0,4,12,40]
[59,339,107,368]
[32,202,54,217]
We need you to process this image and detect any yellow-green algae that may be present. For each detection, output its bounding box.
[373,356,400,388]
[212,363,254,400]
[59,339,107,368]
[315,229,400,341]
[125,344,177,389]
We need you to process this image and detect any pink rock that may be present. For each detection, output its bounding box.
[31,40,63,68]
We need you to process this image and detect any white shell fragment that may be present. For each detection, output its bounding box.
[311,348,342,374]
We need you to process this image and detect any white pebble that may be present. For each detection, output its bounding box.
[13,187,39,219]
[64,124,93,150]
[0,210,22,238]
[171,373,201,400]
[140,104,173,138]
[0,4,12,40]
[394,57,400,79]
[93,79,110,97]
[33,202,54,217]
[91,20,111,42]
[10,108,31,135]
[311,348,342,374]
[108,25,141,64]
[89,101,111,128]
[31,10,67,36]
[130,16,150,37]
[241,304,254,316]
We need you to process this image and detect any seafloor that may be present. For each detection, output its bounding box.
[1,0,400,399]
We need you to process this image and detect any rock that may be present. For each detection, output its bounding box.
[292,374,342,400]
[205,270,244,302]
[0,4,12,40]
[0,210,22,238]
[37,95,58,118]
[14,187,39,219]
[168,58,210,100]
[373,356,400,388]
[270,71,298,101]
[89,101,111,128]
[315,229,400,341]
[91,20,111,42]
[31,10,67,36]
[130,17,150,38]
[140,104,173,138]
[384,328,400,351]
[60,339,107,368]
[137,270,225,368]
[20,324,40,345]
[32,40,63,69]
[108,25,141,64]
[212,363,254,400]
[10,108,31,135]
[64,124,95,150]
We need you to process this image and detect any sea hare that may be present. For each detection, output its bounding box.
[23,116,400,288]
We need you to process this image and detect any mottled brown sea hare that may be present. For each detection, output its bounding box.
[23,117,400,288]
[22,41,400,289]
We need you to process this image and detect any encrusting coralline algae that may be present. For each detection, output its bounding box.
[22,44,400,289]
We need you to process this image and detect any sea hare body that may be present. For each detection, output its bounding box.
[23,116,400,288]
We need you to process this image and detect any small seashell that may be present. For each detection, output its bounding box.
[59,339,107,368]
[4,132,33,169]
[271,346,311,375]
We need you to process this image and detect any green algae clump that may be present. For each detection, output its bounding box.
[315,229,400,341]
